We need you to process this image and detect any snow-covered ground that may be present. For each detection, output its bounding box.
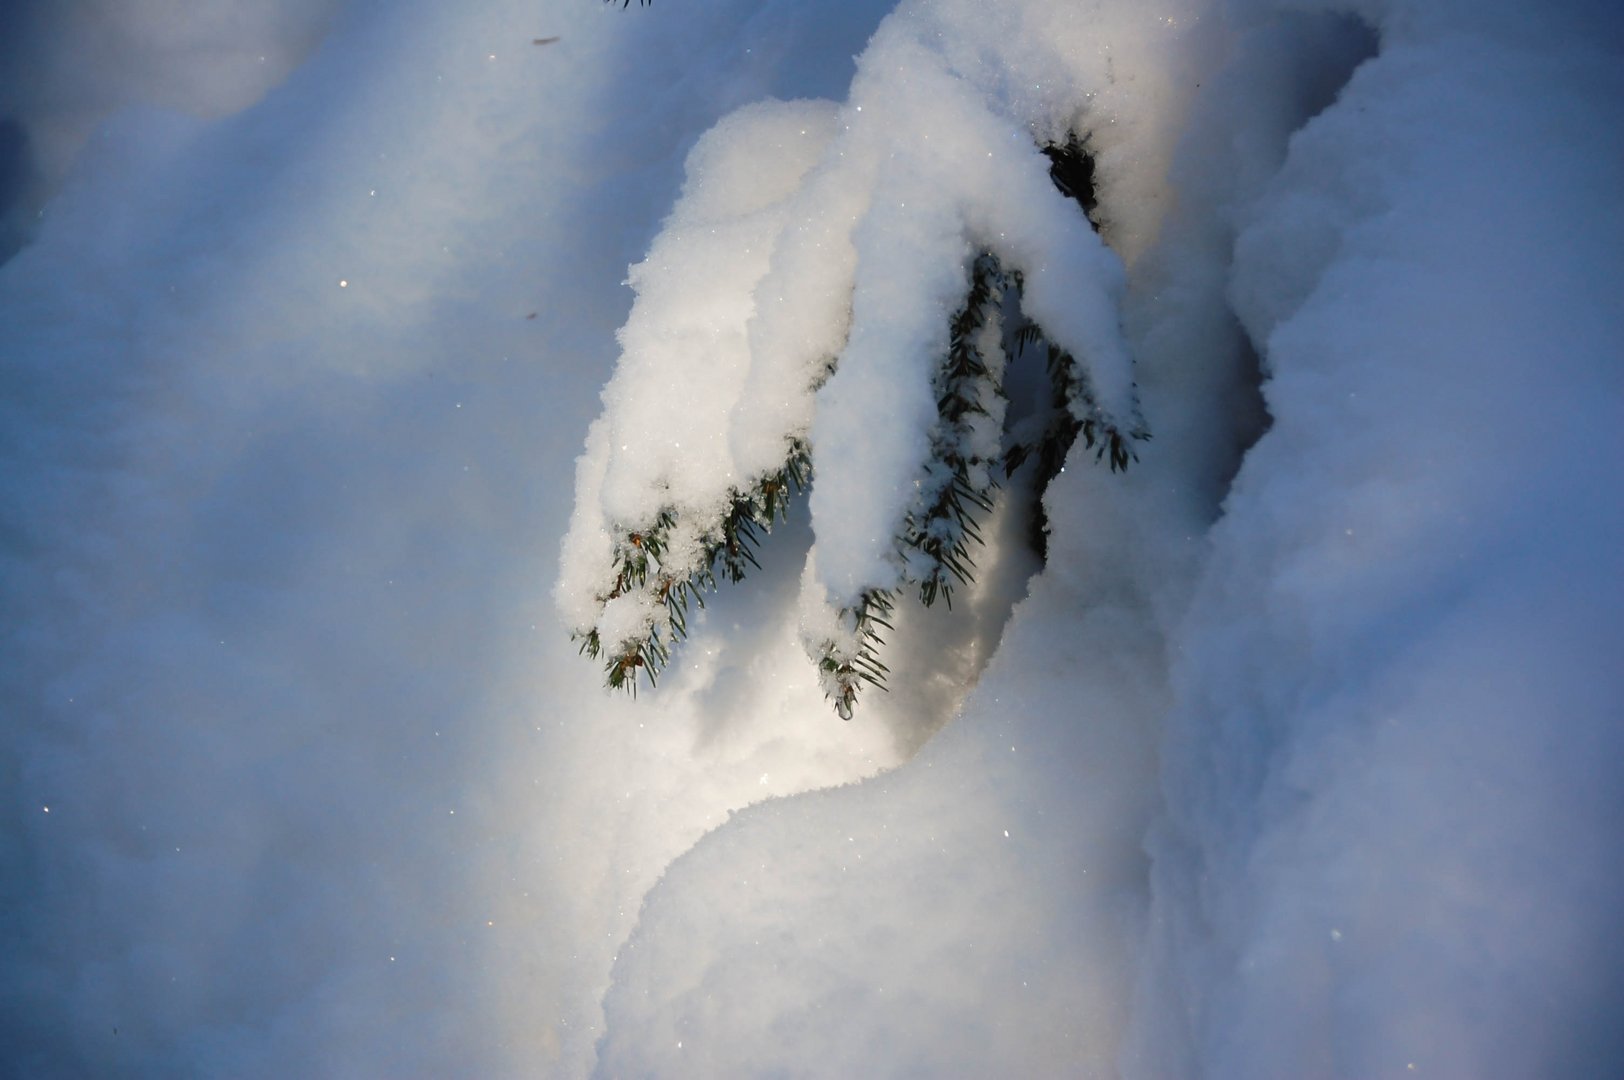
[4,1,1621,1076]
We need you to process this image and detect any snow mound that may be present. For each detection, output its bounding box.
[595,0,1624,1076]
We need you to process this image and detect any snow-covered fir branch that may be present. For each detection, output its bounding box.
[557,1,1153,714]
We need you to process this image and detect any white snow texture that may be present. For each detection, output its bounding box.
[4,0,1622,1077]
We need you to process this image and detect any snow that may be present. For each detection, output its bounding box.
[5,0,1623,1077]
[2,3,904,1074]
[559,0,1152,649]
[1132,12,1624,1072]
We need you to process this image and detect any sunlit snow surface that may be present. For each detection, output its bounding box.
[4,0,1623,1077]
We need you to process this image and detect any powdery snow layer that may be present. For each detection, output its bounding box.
[5,0,1623,1077]
[1132,4,1624,1073]
[1,2,902,1076]
[598,453,1167,1077]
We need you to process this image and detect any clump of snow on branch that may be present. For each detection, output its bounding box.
[555,99,837,640]
[558,0,1164,705]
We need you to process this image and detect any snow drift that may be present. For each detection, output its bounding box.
[3,0,1621,1076]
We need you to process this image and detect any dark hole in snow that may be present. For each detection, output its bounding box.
[1042,131,1099,229]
